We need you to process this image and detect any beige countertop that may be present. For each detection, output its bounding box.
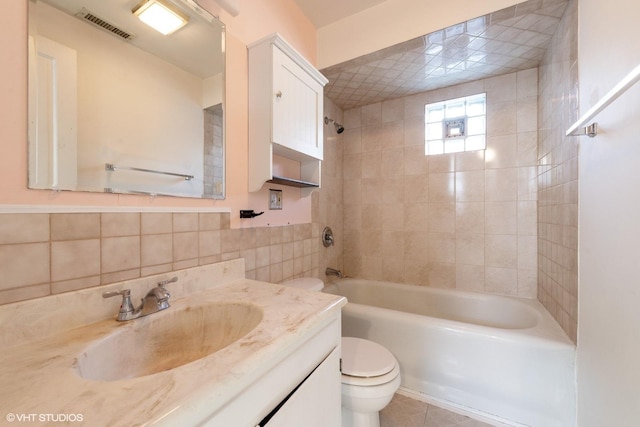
[0,261,346,426]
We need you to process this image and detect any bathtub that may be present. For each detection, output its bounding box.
[323,279,576,427]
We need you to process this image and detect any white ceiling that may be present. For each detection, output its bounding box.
[40,0,224,78]
[293,0,388,28]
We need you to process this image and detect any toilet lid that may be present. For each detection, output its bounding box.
[341,337,396,378]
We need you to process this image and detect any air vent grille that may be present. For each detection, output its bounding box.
[76,8,134,41]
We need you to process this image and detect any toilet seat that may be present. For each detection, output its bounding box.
[341,363,400,387]
[341,337,399,386]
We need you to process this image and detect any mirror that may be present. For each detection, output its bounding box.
[28,0,225,199]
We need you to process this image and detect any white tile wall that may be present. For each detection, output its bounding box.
[537,0,578,342]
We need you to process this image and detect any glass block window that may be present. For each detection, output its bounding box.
[424,93,486,155]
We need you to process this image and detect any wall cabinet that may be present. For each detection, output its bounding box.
[248,33,328,195]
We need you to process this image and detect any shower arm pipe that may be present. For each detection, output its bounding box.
[324,116,344,133]
[566,63,640,138]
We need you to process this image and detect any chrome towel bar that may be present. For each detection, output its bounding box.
[566,63,640,138]
[105,163,194,181]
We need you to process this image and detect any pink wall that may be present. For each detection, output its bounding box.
[0,0,318,228]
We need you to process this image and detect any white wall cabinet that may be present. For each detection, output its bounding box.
[248,33,328,195]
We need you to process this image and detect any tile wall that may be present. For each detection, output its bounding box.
[203,104,224,198]
[0,212,321,305]
[314,96,345,280]
[342,69,539,297]
[322,0,568,110]
[537,0,578,342]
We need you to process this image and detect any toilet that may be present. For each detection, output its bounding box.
[281,278,401,427]
[340,337,401,427]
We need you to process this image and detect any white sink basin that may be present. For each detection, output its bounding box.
[74,302,263,381]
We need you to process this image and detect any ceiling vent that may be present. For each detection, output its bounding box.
[75,8,135,41]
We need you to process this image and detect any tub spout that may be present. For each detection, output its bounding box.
[325,267,343,278]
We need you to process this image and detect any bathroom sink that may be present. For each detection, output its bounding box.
[74,302,263,381]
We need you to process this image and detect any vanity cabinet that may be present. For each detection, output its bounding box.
[248,33,328,194]
[259,347,341,426]
[204,317,342,426]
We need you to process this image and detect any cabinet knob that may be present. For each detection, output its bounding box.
[275,90,282,99]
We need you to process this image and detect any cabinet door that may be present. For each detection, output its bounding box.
[272,47,323,160]
[260,347,341,427]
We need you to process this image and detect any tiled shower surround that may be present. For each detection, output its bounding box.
[537,0,578,342]
[342,69,539,297]
[313,97,345,280]
[0,212,321,305]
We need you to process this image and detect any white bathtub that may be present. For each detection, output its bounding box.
[323,279,576,427]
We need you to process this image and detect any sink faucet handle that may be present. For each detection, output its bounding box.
[102,289,135,319]
[157,276,178,287]
[102,289,131,299]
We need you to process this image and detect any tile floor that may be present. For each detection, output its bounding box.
[380,393,494,427]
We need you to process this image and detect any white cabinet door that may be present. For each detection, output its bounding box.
[261,347,341,427]
[272,46,324,160]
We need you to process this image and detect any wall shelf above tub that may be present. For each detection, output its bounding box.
[247,33,328,196]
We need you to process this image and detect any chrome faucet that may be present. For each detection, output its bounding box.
[325,267,343,278]
[103,277,176,321]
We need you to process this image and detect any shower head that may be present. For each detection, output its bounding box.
[324,116,345,134]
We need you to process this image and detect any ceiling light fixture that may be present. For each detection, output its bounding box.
[132,0,189,35]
